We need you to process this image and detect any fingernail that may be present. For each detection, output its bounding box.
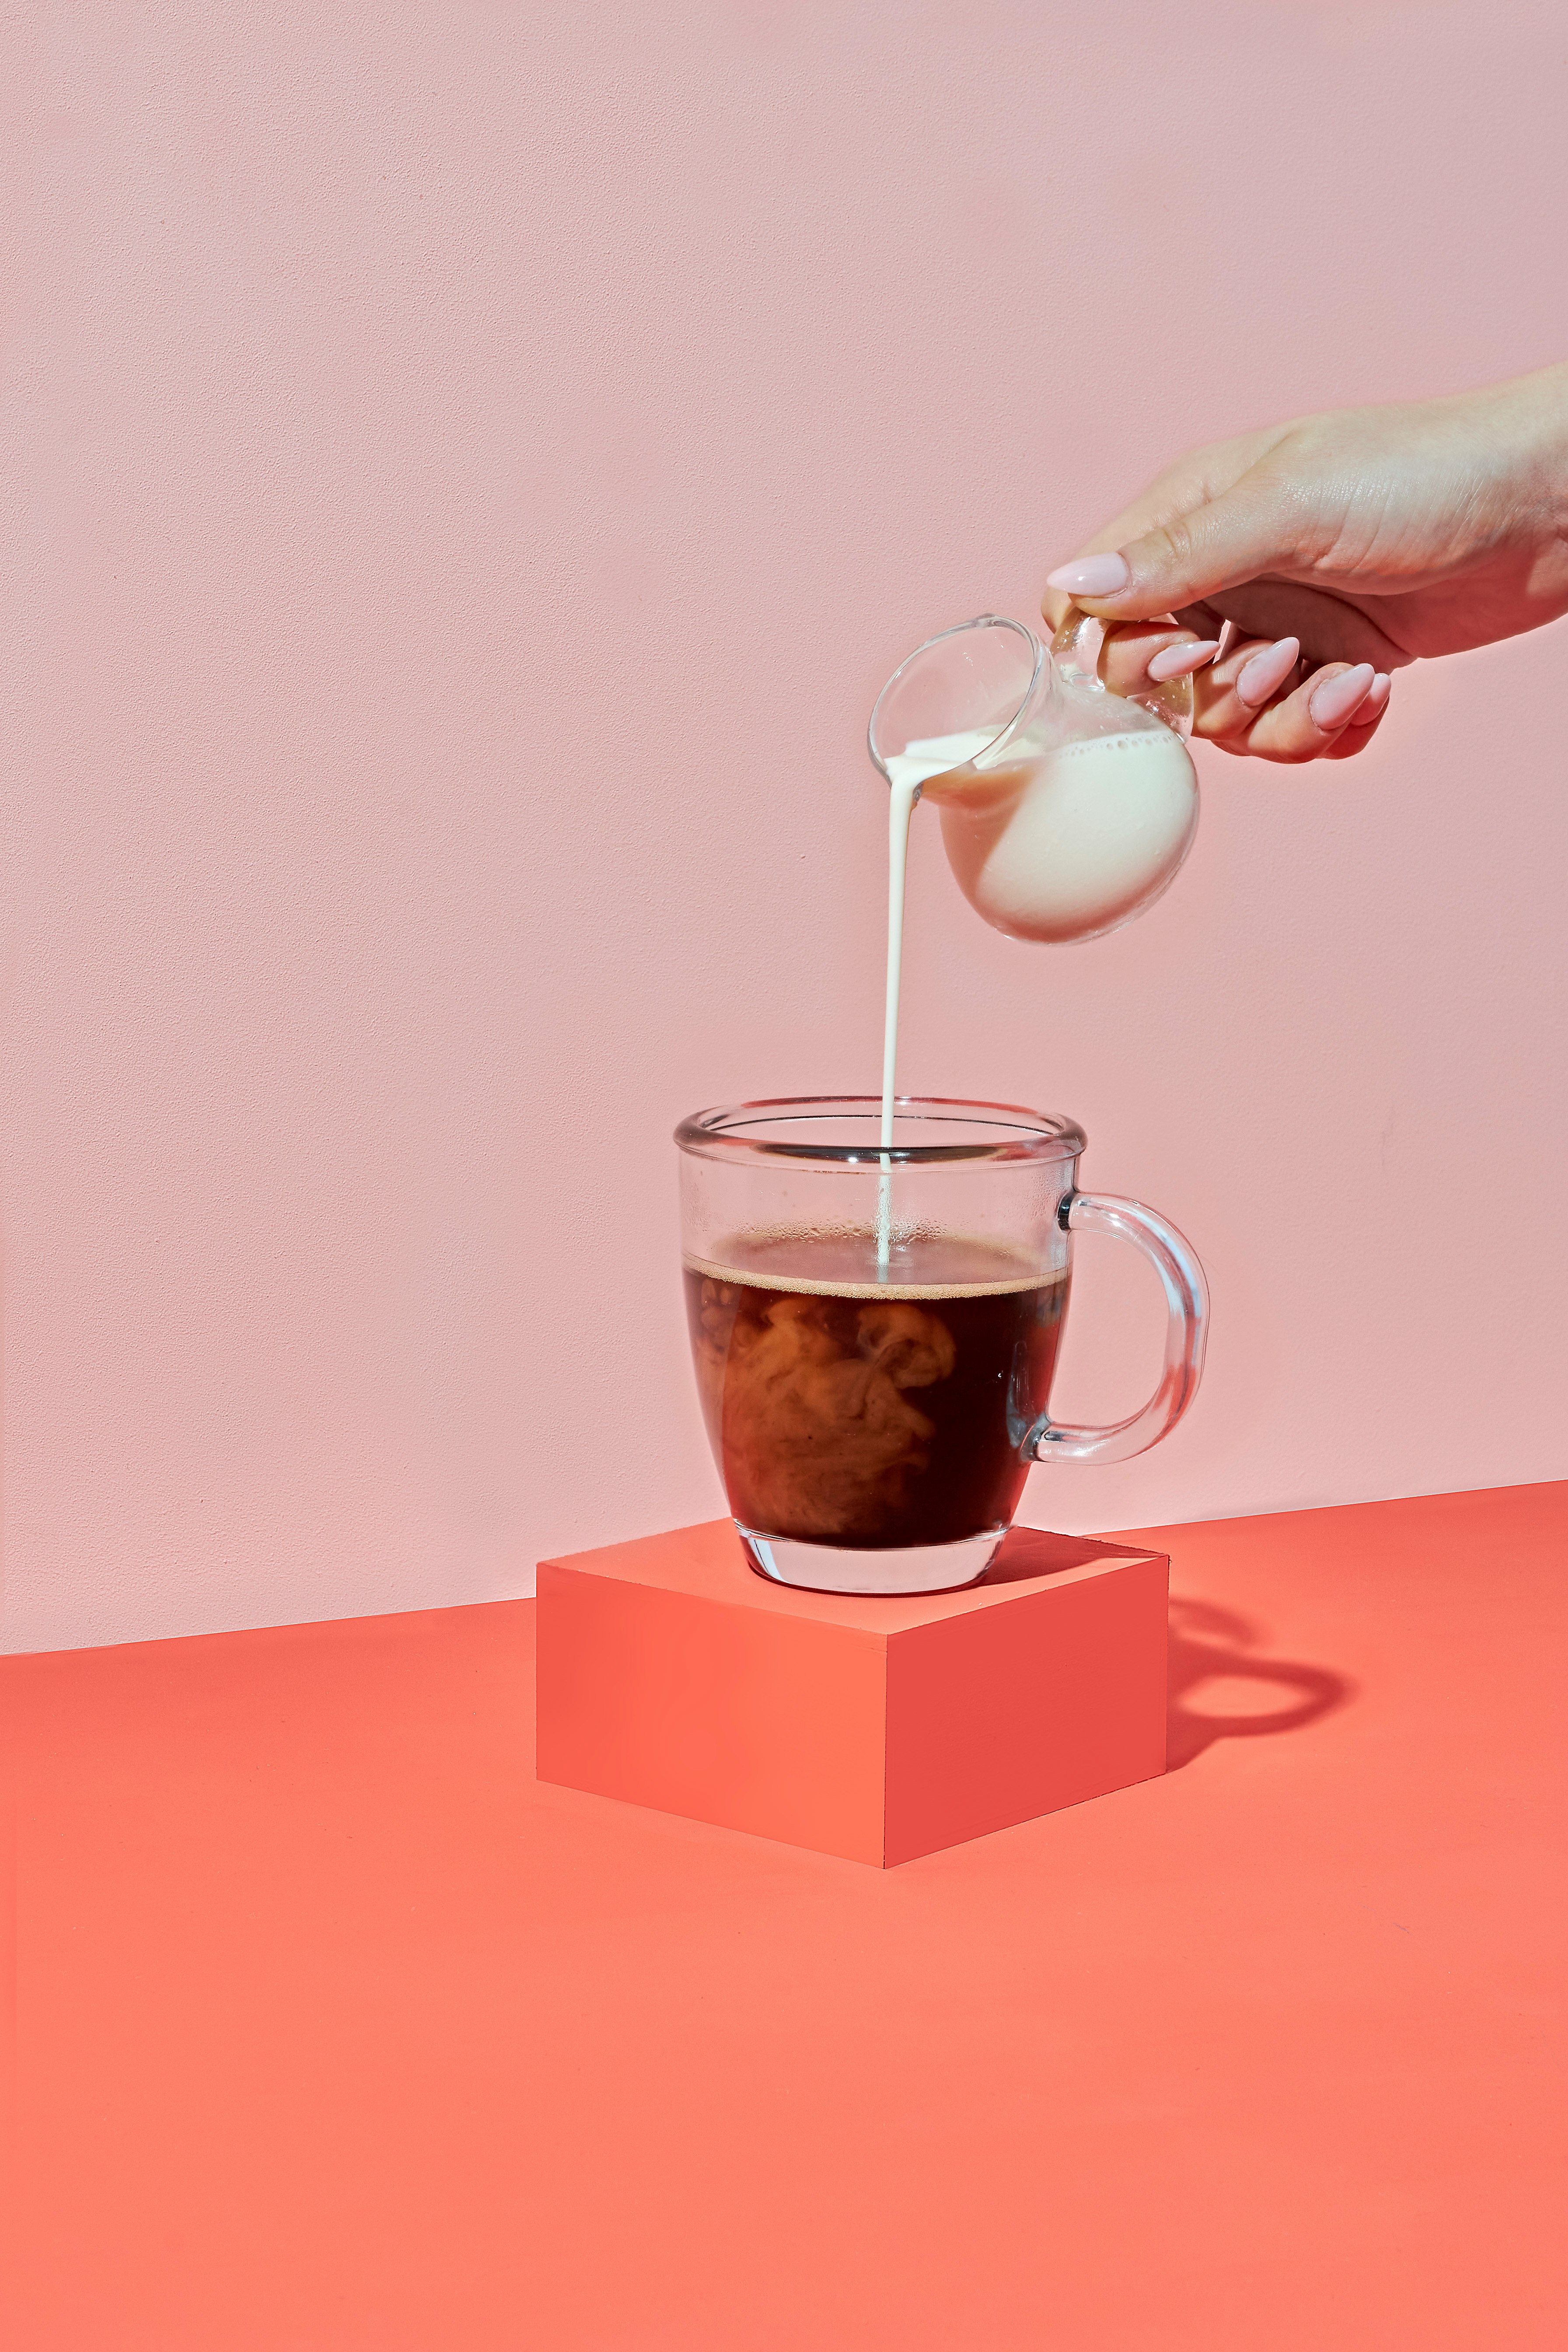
[1146,638,1221,682]
[1236,636,1301,709]
[1362,671,1391,713]
[1309,663,1376,730]
[1045,553,1131,598]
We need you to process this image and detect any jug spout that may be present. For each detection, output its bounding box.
[867,614,1051,807]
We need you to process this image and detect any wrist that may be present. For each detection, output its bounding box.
[1491,363,1568,587]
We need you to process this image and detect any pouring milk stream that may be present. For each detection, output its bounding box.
[869,609,1200,1267]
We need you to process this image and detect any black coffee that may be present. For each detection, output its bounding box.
[684,1232,1069,1549]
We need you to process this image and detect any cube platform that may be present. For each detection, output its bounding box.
[536,1519,1169,1866]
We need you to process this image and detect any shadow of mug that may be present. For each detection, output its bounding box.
[1166,1594,1352,1771]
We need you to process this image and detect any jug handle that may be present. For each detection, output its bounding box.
[1050,604,1195,738]
[1027,1192,1208,1465]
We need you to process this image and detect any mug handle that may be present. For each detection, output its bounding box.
[1028,1192,1209,1466]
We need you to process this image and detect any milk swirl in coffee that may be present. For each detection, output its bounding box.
[682,1237,1067,1550]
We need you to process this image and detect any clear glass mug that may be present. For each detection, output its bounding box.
[677,1096,1207,1596]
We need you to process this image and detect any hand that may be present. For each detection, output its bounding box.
[1041,363,1568,763]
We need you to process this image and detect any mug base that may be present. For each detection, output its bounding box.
[735,1523,1005,1598]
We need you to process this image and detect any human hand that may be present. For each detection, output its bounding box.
[1041,363,1568,762]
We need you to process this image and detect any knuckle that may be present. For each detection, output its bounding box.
[1150,516,1199,577]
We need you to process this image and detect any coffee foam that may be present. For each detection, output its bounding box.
[685,1231,1067,1301]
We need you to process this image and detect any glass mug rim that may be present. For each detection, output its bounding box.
[674,1094,1087,1170]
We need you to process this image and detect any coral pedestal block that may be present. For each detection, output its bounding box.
[535,1519,1169,1865]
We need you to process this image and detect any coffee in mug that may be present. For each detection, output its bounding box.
[676,1098,1206,1597]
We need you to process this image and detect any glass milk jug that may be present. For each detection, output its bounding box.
[868,608,1200,944]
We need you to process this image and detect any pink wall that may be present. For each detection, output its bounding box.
[3,2,1565,1651]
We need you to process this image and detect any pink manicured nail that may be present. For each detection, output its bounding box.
[1146,638,1221,682]
[1235,636,1301,709]
[1309,663,1376,730]
[1362,671,1391,714]
[1044,553,1131,598]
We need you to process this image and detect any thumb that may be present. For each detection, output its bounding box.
[1046,470,1315,621]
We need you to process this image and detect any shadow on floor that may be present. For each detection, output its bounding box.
[1166,1594,1352,1771]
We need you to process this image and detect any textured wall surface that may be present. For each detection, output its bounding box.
[3,1,1565,1649]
